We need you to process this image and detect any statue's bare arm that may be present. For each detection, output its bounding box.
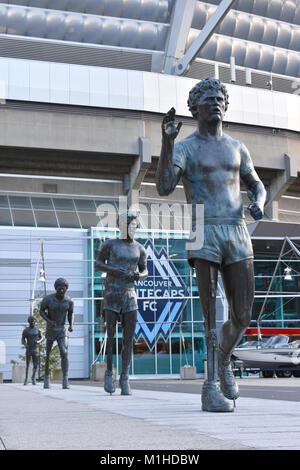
[40,299,56,327]
[133,247,148,282]
[22,330,27,348]
[156,108,183,196]
[240,145,266,221]
[37,330,43,344]
[68,302,74,332]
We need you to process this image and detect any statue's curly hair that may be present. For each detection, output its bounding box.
[54,277,69,289]
[187,78,229,118]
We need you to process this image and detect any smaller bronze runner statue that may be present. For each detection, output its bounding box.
[22,315,43,385]
[95,211,148,395]
[40,278,74,389]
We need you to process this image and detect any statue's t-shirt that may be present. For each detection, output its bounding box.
[173,130,256,225]
[173,131,256,266]
[22,327,42,354]
[97,238,147,313]
[40,294,73,340]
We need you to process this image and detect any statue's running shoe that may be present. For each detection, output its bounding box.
[104,370,115,394]
[218,349,239,400]
[201,381,234,412]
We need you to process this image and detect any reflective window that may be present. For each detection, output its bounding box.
[31,197,54,210]
[74,199,96,212]
[0,195,113,229]
[11,209,35,226]
[9,196,31,209]
[0,196,9,208]
[91,230,205,376]
[53,198,75,211]
[56,211,81,228]
[78,212,99,229]
[34,210,58,228]
[0,208,12,225]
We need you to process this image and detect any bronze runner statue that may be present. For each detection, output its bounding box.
[95,212,148,395]
[40,278,74,389]
[22,315,43,385]
[156,78,266,412]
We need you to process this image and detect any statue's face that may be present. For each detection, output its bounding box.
[29,317,36,327]
[196,89,226,124]
[55,283,67,297]
[127,218,138,240]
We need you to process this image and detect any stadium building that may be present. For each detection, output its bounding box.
[0,0,300,380]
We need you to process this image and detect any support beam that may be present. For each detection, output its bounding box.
[173,0,235,76]
[264,154,298,220]
[162,0,197,75]
[123,137,152,206]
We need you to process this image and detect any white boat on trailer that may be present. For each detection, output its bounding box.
[232,335,300,378]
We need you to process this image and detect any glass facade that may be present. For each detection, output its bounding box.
[252,258,300,330]
[91,228,226,376]
[0,194,299,376]
[0,194,118,229]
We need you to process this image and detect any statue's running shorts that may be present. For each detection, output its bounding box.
[45,326,68,341]
[103,287,138,314]
[188,219,253,268]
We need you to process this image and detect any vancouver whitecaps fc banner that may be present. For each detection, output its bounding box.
[134,239,187,350]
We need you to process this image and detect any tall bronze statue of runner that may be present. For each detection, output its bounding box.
[156,78,266,412]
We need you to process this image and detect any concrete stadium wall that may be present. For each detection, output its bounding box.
[0,57,300,132]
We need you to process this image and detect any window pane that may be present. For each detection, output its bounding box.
[9,196,31,209]
[133,340,156,374]
[74,199,96,212]
[11,209,35,226]
[78,212,99,229]
[56,211,81,228]
[34,210,58,228]
[31,197,53,210]
[0,196,9,208]
[0,208,12,225]
[53,198,75,210]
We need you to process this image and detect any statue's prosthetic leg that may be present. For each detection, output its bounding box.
[31,354,38,385]
[104,310,118,394]
[194,260,233,412]
[201,265,233,412]
[44,339,53,388]
[119,310,137,396]
[24,353,30,385]
[58,337,70,389]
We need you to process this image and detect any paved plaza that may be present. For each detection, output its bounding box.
[0,379,300,451]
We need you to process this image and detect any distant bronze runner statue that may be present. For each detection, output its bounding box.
[40,278,74,389]
[22,315,43,385]
[95,211,148,395]
[156,78,266,412]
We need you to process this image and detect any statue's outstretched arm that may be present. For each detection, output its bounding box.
[156,107,182,196]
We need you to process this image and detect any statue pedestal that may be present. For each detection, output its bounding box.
[12,363,32,383]
[91,362,116,381]
[180,365,197,380]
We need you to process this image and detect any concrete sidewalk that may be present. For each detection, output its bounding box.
[0,382,299,450]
